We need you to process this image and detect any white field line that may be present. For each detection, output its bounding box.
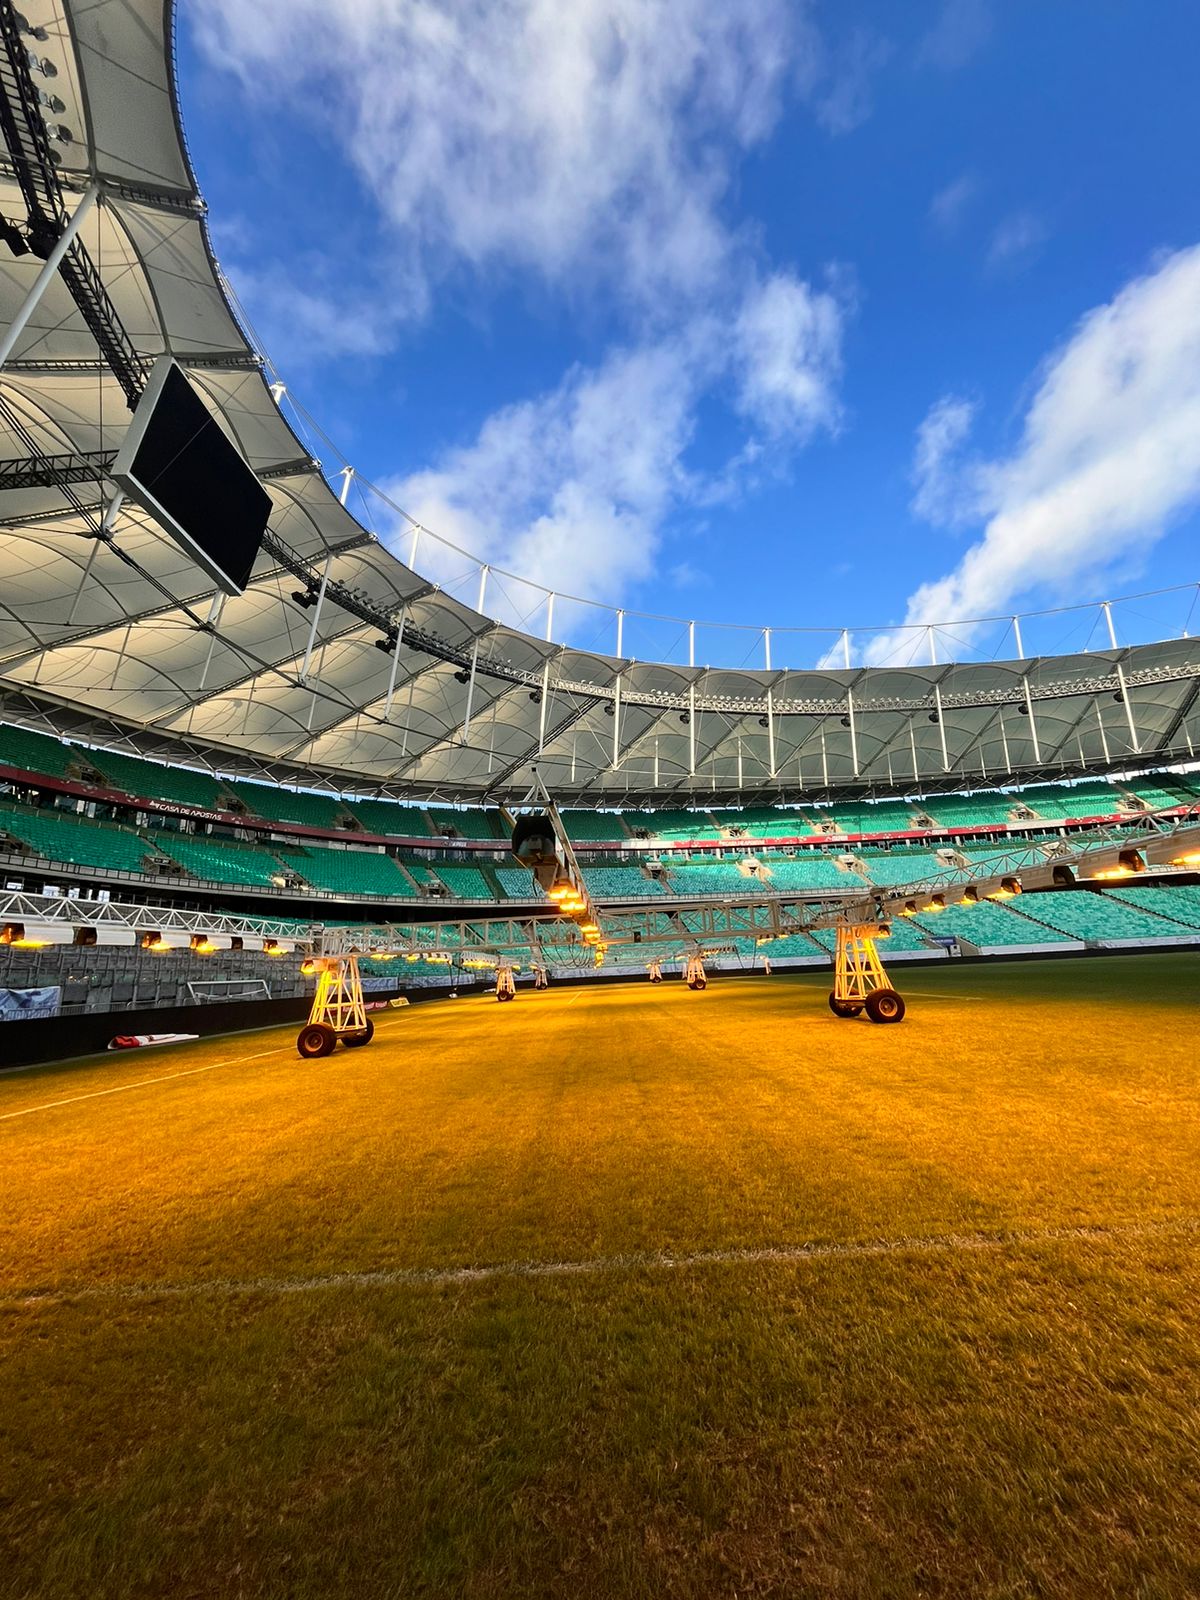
[0,1046,290,1123]
[7,1216,1196,1308]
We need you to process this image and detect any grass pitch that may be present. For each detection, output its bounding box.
[3,954,1200,1598]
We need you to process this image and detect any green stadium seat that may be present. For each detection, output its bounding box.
[275,846,419,898]
[755,855,859,891]
[148,830,287,888]
[1106,883,1200,931]
[621,810,722,843]
[495,866,542,899]
[427,807,503,841]
[0,724,91,782]
[912,899,1072,948]
[1012,890,1197,943]
[85,748,230,810]
[345,796,438,837]
[580,865,666,898]
[710,807,813,838]
[427,863,498,900]
[561,811,629,841]
[0,802,163,873]
[225,781,352,831]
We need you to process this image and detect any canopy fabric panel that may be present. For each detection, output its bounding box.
[0,0,1197,805]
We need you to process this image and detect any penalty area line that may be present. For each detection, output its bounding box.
[9,1216,1198,1307]
[0,1046,290,1123]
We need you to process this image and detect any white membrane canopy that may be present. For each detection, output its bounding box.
[0,1,1198,805]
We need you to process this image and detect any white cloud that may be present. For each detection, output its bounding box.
[910,394,979,526]
[732,271,845,438]
[386,270,848,604]
[193,0,819,314]
[987,211,1047,272]
[863,244,1200,662]
[917,0,992,71]
[384,339,698,605]
[810,27,892,136]
[190,0,859,607]
[929,175,977,235]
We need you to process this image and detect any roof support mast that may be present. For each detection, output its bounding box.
[0,181,99,370]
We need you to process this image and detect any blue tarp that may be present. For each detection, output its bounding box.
[0,986,62,1021]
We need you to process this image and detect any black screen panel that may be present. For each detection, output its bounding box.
[116,360,271,594]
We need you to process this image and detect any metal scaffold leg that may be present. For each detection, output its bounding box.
[829,923,906,1024]
[297,954,374,1057]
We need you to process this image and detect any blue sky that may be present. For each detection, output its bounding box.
[178,0,1200,666]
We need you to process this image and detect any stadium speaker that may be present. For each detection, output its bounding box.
[453,669,471,684]
[758,716,769,728]
[679,711,690,724]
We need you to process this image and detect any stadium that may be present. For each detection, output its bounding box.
[1,4,1199,1597]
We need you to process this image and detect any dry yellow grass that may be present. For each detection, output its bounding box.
[2,954,1199,1597]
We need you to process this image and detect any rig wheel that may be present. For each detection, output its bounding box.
[828,993,863,1018]
[297,1022,337,1059]
[343,1017,375,1047]
[865,988,906,1024]
[497,989,514,1002]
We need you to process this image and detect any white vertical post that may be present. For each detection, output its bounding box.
[537,656,550,753]
[688,621,695,669]
[767,688,776,778]
[909,719,920,784]
[820,728,829,789]
[337,466,354,506]
[612,673,622,769]
[408,524,422,569]
[654,737,660,788]
[927,625,937,667]
[841,629,851,670]
[616,609,624,658]
[999,710,1011,774]
[462,638,480,739]
[934,682,949,770]
[1102,601,1118,650]
[764,628,772,671]
[382,605,407,720]
[1094,697,1111,763]
[846,689,859,777]
[300,553,332,682]
[688,682,696,775]
[1023,676,1041,763]
[1115,662,1140,752]
[545,591,555,643]
[1012,614,1025,660]
[0,183,100,370]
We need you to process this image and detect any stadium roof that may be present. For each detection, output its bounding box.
[0,0,1197,807]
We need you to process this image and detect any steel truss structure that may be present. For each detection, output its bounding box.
[0,889,305,947]
[0,1,1197,809]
